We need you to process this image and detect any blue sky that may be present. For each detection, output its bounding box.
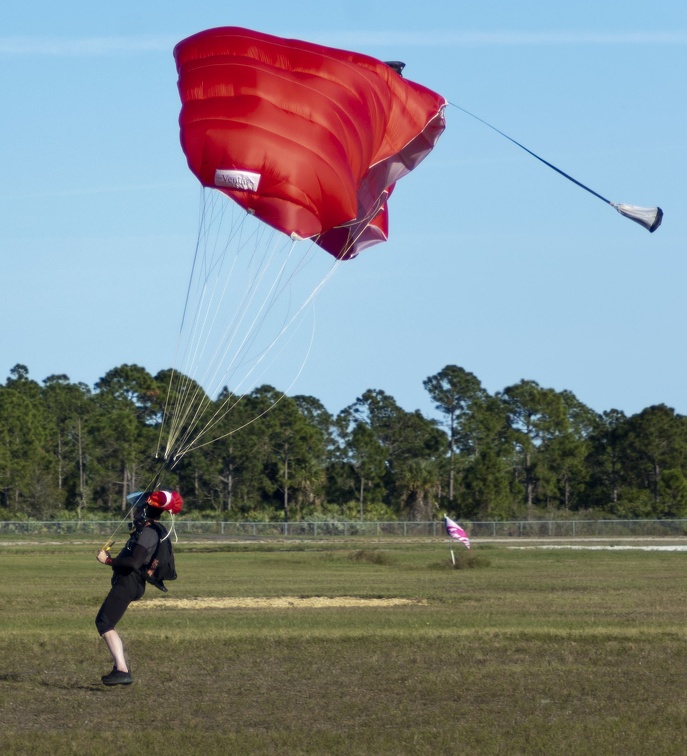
[2,1,685,422]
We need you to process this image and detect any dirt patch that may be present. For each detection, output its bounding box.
[130,596,425,610]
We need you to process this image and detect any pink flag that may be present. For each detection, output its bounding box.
[444,515,471,550]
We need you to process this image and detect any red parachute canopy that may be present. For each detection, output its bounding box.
[174,27,446,259]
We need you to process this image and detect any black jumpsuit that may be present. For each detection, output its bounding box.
[95,524,159,635]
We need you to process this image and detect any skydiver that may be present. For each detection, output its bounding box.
[95,489,182,685]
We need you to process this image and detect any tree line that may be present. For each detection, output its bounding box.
[2,362,686,522]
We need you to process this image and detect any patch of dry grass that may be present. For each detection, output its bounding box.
[130,595,424,609]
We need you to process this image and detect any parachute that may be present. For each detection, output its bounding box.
[155,27,446,466]
[173,26,447,260]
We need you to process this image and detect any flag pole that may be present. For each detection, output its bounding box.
[444,514,471,567]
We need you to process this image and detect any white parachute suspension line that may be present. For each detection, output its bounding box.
[169,233,341,464]
[177,192,392,453]
[167,292,316,462]
[175,251,340,454]
[172,297,319,457]
[173,244,303,454]
[161,193,265,460]
[200,227,298,390]
[159,188,345,466]
[157,191,236,458]
[155,196,205,461]
[166,215,302,459]
[163,210,244,454]
[160,182,395,467]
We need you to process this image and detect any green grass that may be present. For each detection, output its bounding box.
[1,539,686,754]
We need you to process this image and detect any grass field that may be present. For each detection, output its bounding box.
[1,536,686,755]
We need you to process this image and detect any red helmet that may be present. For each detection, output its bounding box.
[147,490,184,515]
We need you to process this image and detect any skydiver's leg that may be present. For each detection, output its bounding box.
[95,574,142,674]
[101,629,129,673]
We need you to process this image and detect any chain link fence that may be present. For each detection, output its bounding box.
[1,519,686,538]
